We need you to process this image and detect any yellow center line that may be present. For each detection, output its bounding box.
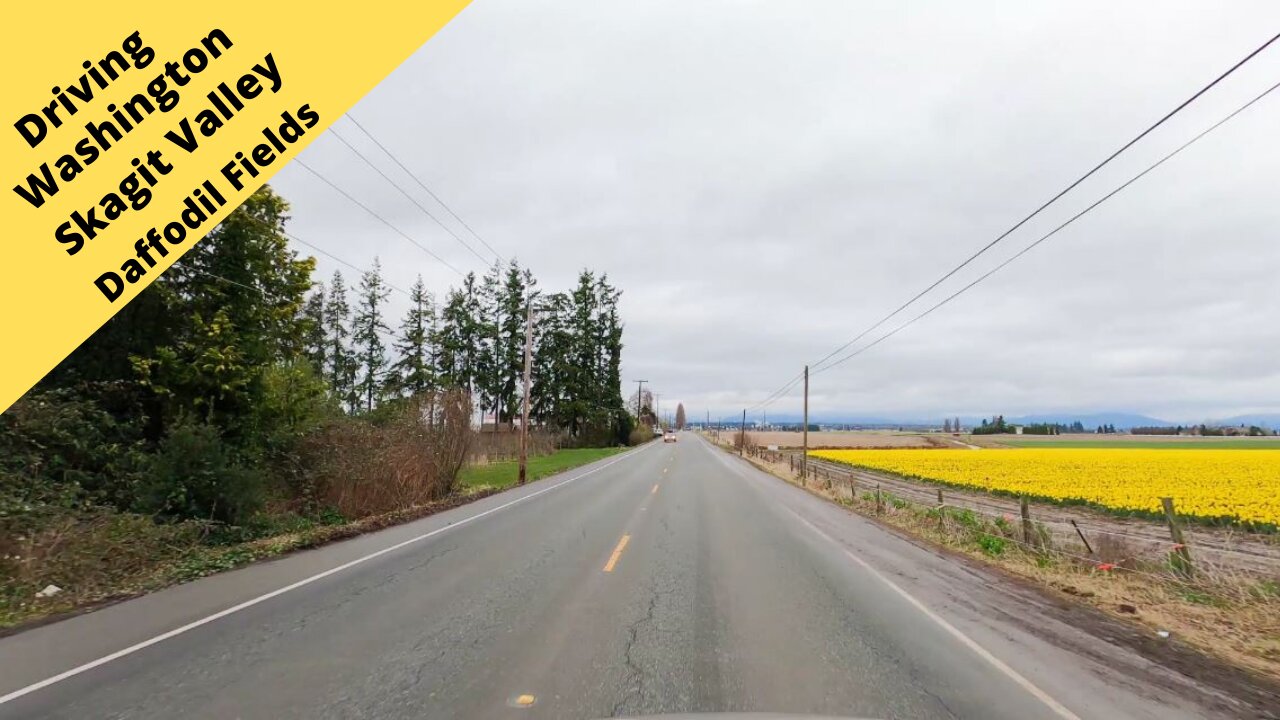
[602,534,631,572]
[651,483,659,495]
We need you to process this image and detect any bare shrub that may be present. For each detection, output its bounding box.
[300,390,473,519]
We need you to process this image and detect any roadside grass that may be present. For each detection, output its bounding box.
[459,447,626,491]
[723,441,1280,682]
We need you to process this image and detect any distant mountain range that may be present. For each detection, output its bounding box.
[747,411,1280,430]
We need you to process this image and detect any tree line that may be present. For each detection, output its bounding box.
[304,252,629,442]
[1,186,630,531]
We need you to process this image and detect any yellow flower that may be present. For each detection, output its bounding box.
[812,448,1280,527]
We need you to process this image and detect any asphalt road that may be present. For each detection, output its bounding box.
[0,434,1252,719]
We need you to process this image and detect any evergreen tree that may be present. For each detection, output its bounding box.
[387,275,437,398]
[433,272,486,404]
[300,287,327,377]
[134,186,313,440]
[675,403,686,430]
[497,262,536,428]
[530,292,572,425]
[352,258,391,413]
[324,270,357,412]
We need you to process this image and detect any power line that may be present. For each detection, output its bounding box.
[285,231,413,298]
[224,209,417,299]
[808,30,1280,374]
[345,112,504,262]
[745,370,805,413]
[326,125,491,265]
[813,78,1280,376]
[194,269,400,342]
[292,158,464,276]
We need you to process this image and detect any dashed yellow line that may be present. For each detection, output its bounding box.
[603,534,631,572]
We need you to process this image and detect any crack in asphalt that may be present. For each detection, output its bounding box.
[610,581,676,717]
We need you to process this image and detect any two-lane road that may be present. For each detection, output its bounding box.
[0,434,1252,718]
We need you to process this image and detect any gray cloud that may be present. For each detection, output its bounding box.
[272,0,1280,424]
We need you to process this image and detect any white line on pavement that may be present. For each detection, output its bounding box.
[0,443,654,706]
[782,506,1081,720]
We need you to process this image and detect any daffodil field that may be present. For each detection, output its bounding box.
[811,448,1280,528]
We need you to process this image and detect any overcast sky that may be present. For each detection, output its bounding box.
[273,0,1280,424]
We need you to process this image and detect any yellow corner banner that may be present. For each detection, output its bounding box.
[0,1,471,413]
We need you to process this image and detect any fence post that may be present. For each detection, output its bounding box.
[1161,497,1194,577]
[937,489,945,532]
[1020,496,1034,547]
[1070,519,1094,555]
[875,483,883,515]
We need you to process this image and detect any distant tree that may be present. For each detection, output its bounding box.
[943,418,951,432]
[386,275,436,398]
[954,417,961,433]
[300,287,327,377]
[323,271,357,411]
[351,258,391,413]
[433,273,485,398]
[675,403,686,430]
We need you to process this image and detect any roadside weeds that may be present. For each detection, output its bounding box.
[0,488,500,634]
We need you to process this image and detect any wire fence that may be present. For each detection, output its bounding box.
[736,444,1280,579]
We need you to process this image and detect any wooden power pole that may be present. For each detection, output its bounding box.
[634,379,647,422]
[517,302,534,485]
[802,365,809,476]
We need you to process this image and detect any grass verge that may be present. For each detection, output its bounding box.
[459,446,626,491]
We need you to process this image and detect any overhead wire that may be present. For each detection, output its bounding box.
[292,158,464,276]
[732,34,1280,417]
[814,78,1280,376]
[807,30,1280,375]
[345,112,504,263]
[326,124,492,265]
[285,231,413,298]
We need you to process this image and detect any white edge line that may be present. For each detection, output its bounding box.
[781,506,1081,720]
[0,443,654,706]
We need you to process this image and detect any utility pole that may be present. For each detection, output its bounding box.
[802,365,809,477]
[518,302,534,485]
[655,394,662,430]
[740,408,746,455]
[634,379,648,423]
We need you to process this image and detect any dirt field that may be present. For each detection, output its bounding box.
[714,430,939,449]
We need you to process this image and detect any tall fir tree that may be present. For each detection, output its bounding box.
[324,270,357,412]
[476,262,503,429]
[387,275,437,397]
[497,261,535,427]
[352,258,391,413]
[300,286,327,377]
